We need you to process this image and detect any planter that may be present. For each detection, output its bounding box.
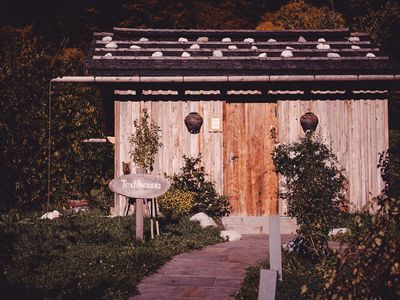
[300,112,319,133]
[184,112,203,134]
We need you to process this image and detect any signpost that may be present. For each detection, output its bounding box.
[109,171,170,240]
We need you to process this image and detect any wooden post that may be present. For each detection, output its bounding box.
[136,167,145,240]
[269,215,282,280]
[258,269,278,300]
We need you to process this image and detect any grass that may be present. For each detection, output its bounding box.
[0,212,223,299]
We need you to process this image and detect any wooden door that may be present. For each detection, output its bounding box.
[223,102,278,216]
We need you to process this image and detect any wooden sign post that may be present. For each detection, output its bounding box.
[109,171,170,241]
[135,168,145,240]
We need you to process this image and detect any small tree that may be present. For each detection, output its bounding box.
[273,136,348,258]
[129,111,162,173]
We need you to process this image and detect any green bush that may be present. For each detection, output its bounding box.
[169,155,231,217]
[0,213,222,299]
[315,152,400,299]
[273,136,348,258]
[158,189,194,219]
[129,111,162,173]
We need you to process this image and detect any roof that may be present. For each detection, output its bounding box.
[84,28,400,78]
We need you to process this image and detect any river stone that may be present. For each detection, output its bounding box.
[220,230,242,241]
[190,212,217,228]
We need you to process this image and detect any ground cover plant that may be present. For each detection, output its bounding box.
[0,212,223,299]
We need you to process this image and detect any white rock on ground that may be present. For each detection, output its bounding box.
[318,38,326,43]
[104,53,112,57]
[351,45,361,50]
[366,52,376,57]
[139,37,149,42]
[220,230,242,241]
[258,52,267,58]
[222,37,231,43]
[251,45,258,50]
[228,45,238,50]
[130,45,141,49]
[267,38,277,43]
[40,210,61,220]
[190,212,217,228]
[329,228,348,236]
[178,37,188,42]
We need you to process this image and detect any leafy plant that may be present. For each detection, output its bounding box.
[315,151,400,299]
[158,189,194,220]
[169,155,231,217]
[273,136,348,258]
[129,111,162,173]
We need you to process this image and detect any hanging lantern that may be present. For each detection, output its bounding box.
[184,112,203,134]
[300,112,319,133]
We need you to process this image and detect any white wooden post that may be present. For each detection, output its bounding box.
[258,269,278,300]
[269,215,282,279]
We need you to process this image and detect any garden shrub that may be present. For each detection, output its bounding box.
[314,152,400,299]
[157,189,194,219]
[169,154,231,217]
[129,111,162,173]
[0,213,222,299]
[273,136,348,258]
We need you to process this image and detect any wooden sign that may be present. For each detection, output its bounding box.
[109,174,170,198]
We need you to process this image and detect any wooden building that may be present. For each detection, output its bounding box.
[53,28,399,217]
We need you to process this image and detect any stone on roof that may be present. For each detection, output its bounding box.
[86,28,398,77]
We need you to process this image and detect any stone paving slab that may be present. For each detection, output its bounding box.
[130,234,293,299]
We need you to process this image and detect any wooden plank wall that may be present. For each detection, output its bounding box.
[277,99,389,213]
[223,102,278,216]
[113,100,223,216]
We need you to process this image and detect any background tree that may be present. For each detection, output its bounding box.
[257,0,345,30]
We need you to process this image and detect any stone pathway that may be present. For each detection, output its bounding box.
[130,234,293,300]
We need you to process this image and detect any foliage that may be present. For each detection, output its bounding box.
[257,0,345,30]
[0,213,222,299]
[0,26,114,214]
[347,0,400,60]
[273,136,348,258]
[314,152,400,299]
[158,189,194,219]
[235,260,269,300]
[169,155,231,217]
[129,111,162,173]
[236,251,324,300]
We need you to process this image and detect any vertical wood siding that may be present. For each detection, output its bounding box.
[223,102,278,216]
[113,100,223,216]
[277,99,389,212]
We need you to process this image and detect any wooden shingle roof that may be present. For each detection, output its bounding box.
[85,28,399,77]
